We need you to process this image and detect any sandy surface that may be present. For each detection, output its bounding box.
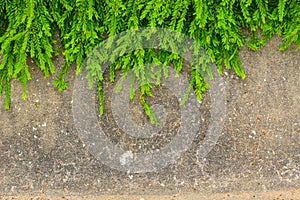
[1,189,300,200]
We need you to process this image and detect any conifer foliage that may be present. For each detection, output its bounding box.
[0,0,299,121]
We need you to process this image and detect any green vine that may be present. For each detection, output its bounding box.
[0,0,299,123]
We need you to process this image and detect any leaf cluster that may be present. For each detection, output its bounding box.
[0,0,298,123]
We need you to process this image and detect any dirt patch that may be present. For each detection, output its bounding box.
[0,35,299,197]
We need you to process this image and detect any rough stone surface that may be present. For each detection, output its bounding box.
[0,36,299,199]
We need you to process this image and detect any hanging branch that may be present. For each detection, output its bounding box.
[0,0,298,123]
[0,0,54,109]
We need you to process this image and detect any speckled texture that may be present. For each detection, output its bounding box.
[0,35,299,198]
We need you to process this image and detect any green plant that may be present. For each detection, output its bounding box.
[0,0,299,122]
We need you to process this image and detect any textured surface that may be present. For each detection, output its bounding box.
[0,36,299,199]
